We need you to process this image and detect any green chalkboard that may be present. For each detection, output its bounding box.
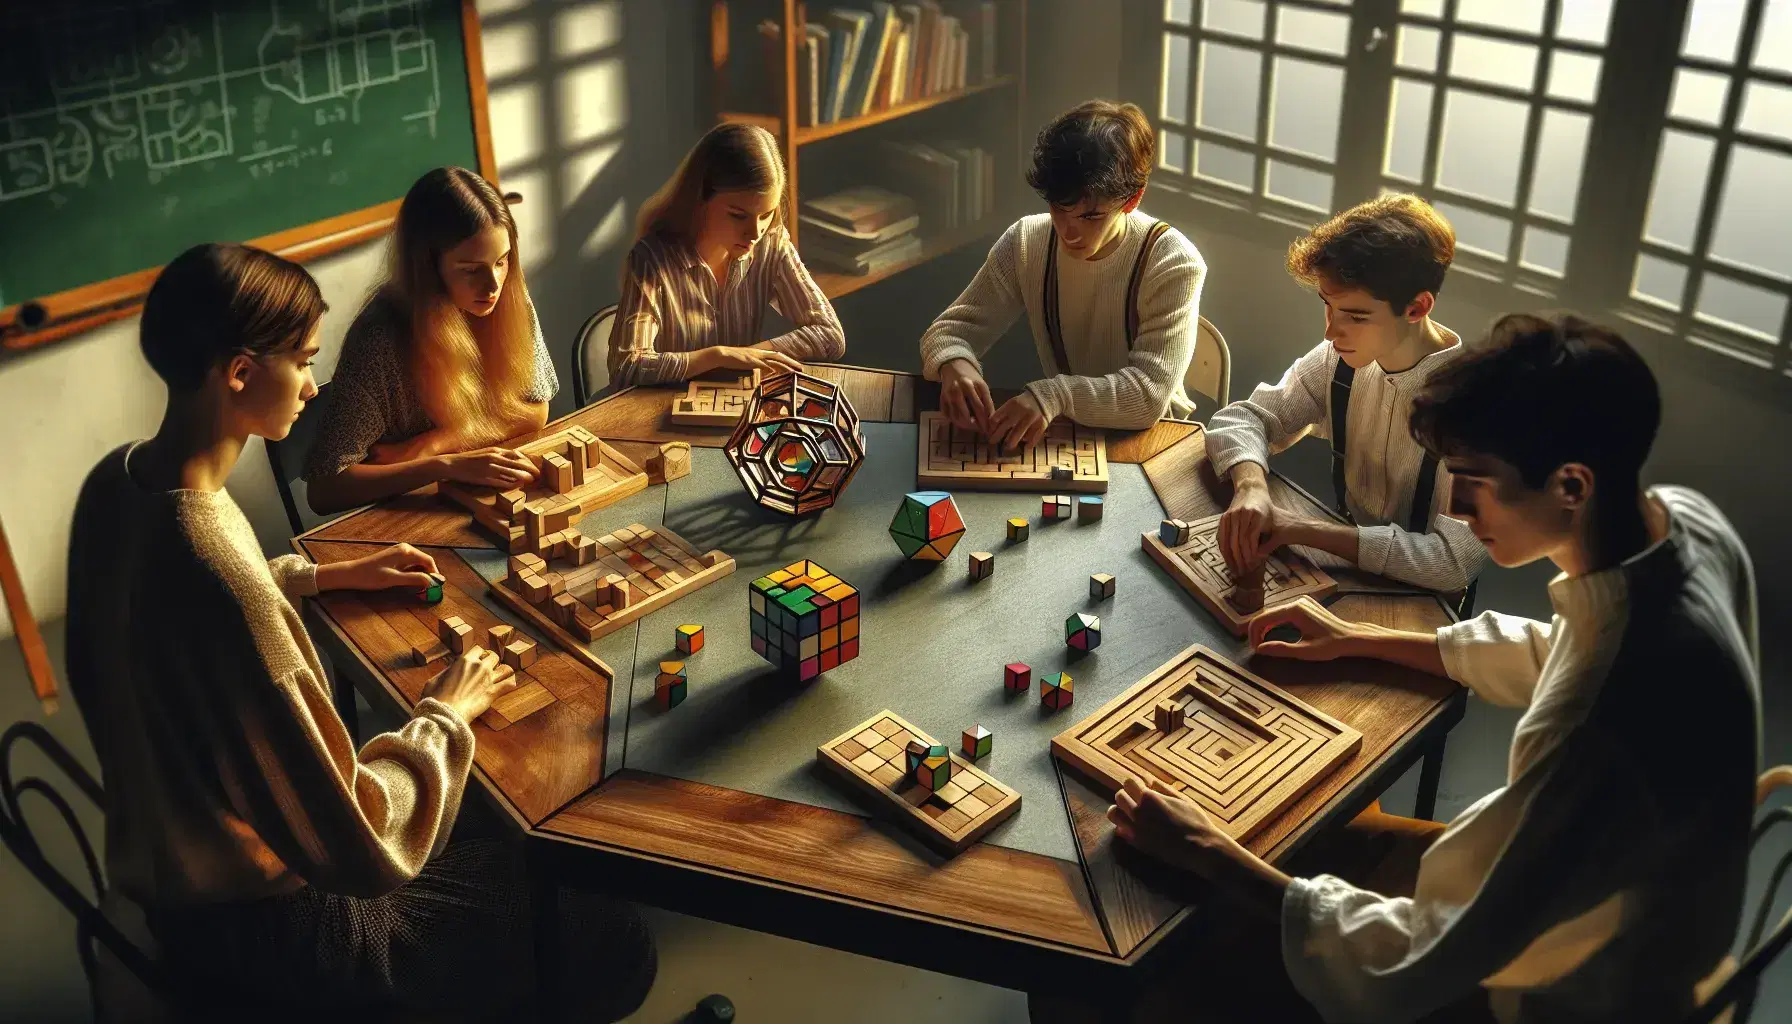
[0,0,488,328]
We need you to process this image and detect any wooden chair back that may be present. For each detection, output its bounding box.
[264,378,336,537]
[571,304,619,407]
[1184,315,1231,415]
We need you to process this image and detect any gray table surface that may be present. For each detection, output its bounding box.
[465,422,1250,861]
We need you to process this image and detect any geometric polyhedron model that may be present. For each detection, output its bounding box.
[1065,612,1101,652]
[889,490,966,561]
[749,559,860,681]
[725,370,866,516]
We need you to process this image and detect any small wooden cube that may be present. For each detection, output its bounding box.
[1089,573,1116,600]
[501,638,538,670]
[647,441,693,485]
[916,754,951,790]
[1003,662,1030,692]
[1041,672,1074,710]
[1154,699,1185,733]
[675,623,705,655]
[519,572,550,603]
[1076,496,1104,522]
[962,725,992,759]
[1006,517,1030,543]
[1159,518,1192,546]
[552,592,580,627]
[487,624,515,649]
[438,616,473,654]
[571,534,597,565]
[498,489,527,515]
[542,452,573,492]
[411,641,449,667]
[968,551,993,581]
[904,739,929,774]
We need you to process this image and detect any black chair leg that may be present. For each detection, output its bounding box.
[1415,738,1447,821]
[530,853,562,1023]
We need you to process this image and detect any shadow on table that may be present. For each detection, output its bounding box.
[663,492,827,565]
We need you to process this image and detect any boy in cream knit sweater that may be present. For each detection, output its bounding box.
[919,100,1207,448]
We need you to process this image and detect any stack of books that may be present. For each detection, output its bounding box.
[761,1,1000,129]
[799,186,924,276]
[872,138,995,231]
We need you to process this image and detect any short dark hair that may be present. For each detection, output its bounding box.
[1410,313,1661,490]
[141,243,326,391]
[1026,100,1154,207]
[1287,194,1455,313]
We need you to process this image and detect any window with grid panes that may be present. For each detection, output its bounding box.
[1381,0,1612,292]
[1628,0,1792,371]
[1157,0,1352,221]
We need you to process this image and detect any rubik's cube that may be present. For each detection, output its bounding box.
[749,559,860,680]
[724,371,866,515]
[889,491,965,561]
[1043,495,1072,519]
[1066,612,1102,651]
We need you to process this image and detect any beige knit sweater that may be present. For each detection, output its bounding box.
[65,443,475,907]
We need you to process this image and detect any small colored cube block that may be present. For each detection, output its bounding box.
[916,754,951,790]
[1050,466,1073,481]
[675,623,705,655]
[962,725,992,759]
[1043,495,1072,519]
[1065,612,1102,652]
[439,616,473,654]
[501,639,538,670]
[1077,496,1103,522]
[1090,573,1116,599]
[655,660,688,709]
[1041,672,1074,709]
[749,560,860,681]
[1006,517,1030,542]
[1003,662,1031,692]
[905,739,929,773]
[1155,698,1185,732]
[416,572,445,604]
[968,551,993,581]
[1160,518,1192,545]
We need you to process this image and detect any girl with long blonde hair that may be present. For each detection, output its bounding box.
[610,123,845,385]
[305,166,556,513]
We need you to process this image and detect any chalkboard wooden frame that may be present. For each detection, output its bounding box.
[0,0,497,354]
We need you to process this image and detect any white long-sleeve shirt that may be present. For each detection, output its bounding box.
[918,211,1207,429]
[1283,486,1761,1023]
[1206,335,1486,592]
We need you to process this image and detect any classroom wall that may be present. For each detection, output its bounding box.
[0,0,706,639]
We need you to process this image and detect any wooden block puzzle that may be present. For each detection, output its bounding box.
[1090,573,1116,600]
[1043,495,1071,519]
[1003,662,1030,692]
[501,638,537,670]
[487,624,514,650]
[1065,612,1101,652]
[490,522,736,655]
[1051,644,1362,843]
[675,623,704,655]
[669,370,761,427]
[749,559,860,681]
[1041,672,1074,709]
[1141,513,1338,637]
[968,551,993,581]
[1076,496,1104,522]
[916,411,1109,493]
[411,640,449,667]
[1006,517,1029,542]
[440,424,648,554]
[646,441,692,485]
[439,615,472,654]
[817,710,1021,855]
[962,725,992,759]
[1159,518,1192,546]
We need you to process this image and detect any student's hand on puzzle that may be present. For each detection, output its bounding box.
[320,543,440,593]
[1249,596,1360,662]
[1219,478,1279,574]
[1109,777,1249,880]
[422,646,518,723]
[938,358,995,434]
[987,392,1047,452]
[438,447,538,488]
[713,345,806,375]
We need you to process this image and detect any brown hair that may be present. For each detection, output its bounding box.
[633,123,786,246]
[1026,100,1155,206]
[1287,194,1455,313]
[141,243,326,391]
[386,166,535,447]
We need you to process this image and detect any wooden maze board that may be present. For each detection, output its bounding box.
[915,411,1108,493]
[490,521,736,651]
[818,710,1021,855]
[668,370,761,427]
[440,424,648,553]
[1142,513,1337,636]
[1051,645,1361,843]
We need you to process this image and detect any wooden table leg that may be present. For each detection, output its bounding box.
[1415,736,1447,822]
[529,848,562,1022]
[330,668,359,741]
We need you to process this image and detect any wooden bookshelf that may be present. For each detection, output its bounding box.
[710,0,1028,265]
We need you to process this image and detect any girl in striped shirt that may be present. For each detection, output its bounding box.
[609,124,845,386]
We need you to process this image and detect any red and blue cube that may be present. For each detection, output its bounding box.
[749,559,860,680]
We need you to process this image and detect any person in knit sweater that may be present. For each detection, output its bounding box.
[67,242,655,1019]
[1206,194,1487,594]
[919,100,1207,446]
[1107,314,1759,1023]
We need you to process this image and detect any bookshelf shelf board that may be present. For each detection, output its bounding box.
[791,75,1016,146]
[810,215,1008,300]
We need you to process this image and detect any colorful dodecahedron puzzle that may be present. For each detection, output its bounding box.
[1004,662,1031,691]
[1160,518,1192,545]
[749,559,860,680]
[1077,496,1104,522]
[655,660,688,709]
[1043,495,1072,519]
[675,623,705,655]
[968,551,993,581]
[1041,672,1074,709]
[439,615,473,654]
[724,371,866,515]
[417,572,446,604]
[890,490,966,561]
[1006,517,1029,542]
[963,725,993,759]
[916,753,952,790]
[1090,573,1116,599]
[1066,612,1102,651]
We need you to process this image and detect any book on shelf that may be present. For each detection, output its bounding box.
[867,137,996,233]
[801,185,918,234]
[799,212,923,247]
[806,234,926,275]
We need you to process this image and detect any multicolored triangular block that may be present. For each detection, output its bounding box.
[675,623,704,655]
[889,490,965,561]
[1065,612,1101,652]
[749,559,860,681]
[1041,672,1074,709]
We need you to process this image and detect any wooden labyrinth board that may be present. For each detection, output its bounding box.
[491,522,736,650]
[1142,513,1337,636]
[441,425,648,554]
[916,411,1108,493]
[669,370,762,427]
[818,710,1021,855]
[1051,645,1361,843]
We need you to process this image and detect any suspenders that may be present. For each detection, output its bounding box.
[1041,219,1174,374]
[1327,358,1441,535]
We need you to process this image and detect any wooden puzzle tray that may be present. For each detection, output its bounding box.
[1142,513,1337,636]
[916,411,1108,493]
[818,710,1020,855]
[441,424,648,553]
[1051,645,1360,843]
[669,369,761,427]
